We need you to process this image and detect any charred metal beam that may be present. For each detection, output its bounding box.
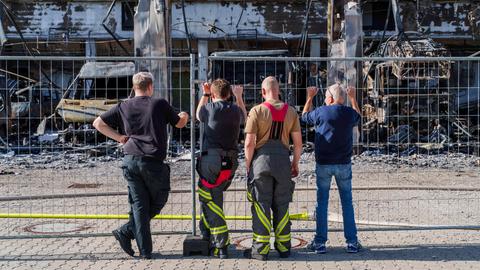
[0,0,59,88]
[102,0,131,56]
[390,0,403,34]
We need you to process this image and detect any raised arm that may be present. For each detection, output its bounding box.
[196,82,211,121]
[346,86,361,115]
[302,86,319,115]
[232,85,247,122]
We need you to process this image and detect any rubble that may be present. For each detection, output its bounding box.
[388,125,418,144]
[0,140,121,171]
[354,151,480,170]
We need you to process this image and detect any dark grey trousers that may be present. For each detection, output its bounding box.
[197,149,238,250]
[118,155,170,256]
[248,141,295,256]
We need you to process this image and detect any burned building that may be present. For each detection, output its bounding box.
[0,0,479,150]
[0,1,479,58]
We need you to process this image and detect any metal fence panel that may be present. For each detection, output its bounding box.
[208,56,480,233]
[0,56,479,240]
[0,56,194,238]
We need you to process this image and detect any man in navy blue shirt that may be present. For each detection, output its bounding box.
[301,83,362,254]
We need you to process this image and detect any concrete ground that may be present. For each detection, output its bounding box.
[1,154,479,269]
[0,230,479,270]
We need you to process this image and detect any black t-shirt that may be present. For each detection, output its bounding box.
[100,96,180,160]
[198,100,244,151]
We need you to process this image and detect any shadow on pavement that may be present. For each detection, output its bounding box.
[0,244,479,262]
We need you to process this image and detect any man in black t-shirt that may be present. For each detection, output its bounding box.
[93,72,189,259]
[195,79,246,258]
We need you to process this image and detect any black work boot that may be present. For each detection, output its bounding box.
[112,229,134,257]
[140,254,152,260]
[212,247,228,259]
[275,244,291,258]
[243,248,267,261]
[277,249,291,258]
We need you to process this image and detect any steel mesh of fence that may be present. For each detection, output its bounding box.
[0,56,479,240]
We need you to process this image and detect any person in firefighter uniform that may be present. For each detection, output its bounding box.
[195,79,247,259]
[243,76,303,260]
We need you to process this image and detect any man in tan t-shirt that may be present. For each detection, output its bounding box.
[243,76,302,260]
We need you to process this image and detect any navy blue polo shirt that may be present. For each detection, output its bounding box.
[302,105,360,165]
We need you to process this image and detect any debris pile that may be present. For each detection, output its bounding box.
[354,151,480,170]
[0,141,120,171]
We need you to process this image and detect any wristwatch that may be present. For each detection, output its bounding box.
[203,93,211,97]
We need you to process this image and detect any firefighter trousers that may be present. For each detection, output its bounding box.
[247,141,295,256]
[197,149,238,251]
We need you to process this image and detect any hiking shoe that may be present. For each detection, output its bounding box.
[213,247,228,259]
[112,230,134,257]
[346,242,362,253]
[307,241,327,254]
[243,248,267,261]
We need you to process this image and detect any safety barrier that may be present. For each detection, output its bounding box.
[0,55,479,239]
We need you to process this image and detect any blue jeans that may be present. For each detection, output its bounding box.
[314,163,358,244]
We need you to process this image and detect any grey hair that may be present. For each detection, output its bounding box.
[132,72,154,91]
[326,83,345,101]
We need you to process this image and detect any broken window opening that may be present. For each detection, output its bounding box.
[122,2,136,31]
[362,1,395,32]
[70,77,131,100]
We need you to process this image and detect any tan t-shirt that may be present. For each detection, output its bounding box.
[245,99,301,149]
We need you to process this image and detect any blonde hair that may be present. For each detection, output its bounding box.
[132,72,154,91]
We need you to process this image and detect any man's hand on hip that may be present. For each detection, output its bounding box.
[118,135,129,144]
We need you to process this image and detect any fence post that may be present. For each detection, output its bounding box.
[189,53,197,236]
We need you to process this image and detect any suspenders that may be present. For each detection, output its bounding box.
[261,102,289,140]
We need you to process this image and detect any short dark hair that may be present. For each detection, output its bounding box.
[211,79,231,99]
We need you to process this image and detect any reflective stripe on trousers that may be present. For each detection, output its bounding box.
[197,151,238,250]
[248,140,295,256]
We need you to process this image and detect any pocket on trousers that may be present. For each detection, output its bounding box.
[199,155,222,183]
[145,162,171,191]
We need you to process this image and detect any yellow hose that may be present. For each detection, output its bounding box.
[0,212,311,221]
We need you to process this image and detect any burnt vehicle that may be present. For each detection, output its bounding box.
[1,73,61,139]
[55,62,134,126]
[10,82,63,135]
